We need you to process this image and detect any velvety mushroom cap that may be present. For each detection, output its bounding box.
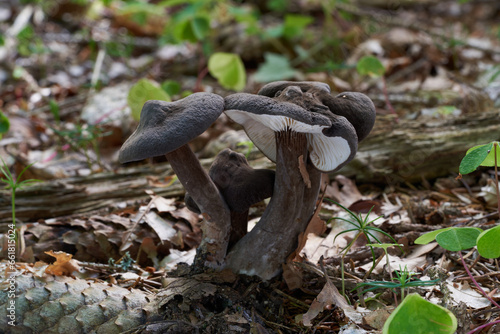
[119,93,224,163]
[225,86,358,172]
[320,92,376,142]
[259,81,376,142]
[209,149,275,212]
[257,81,331,97]
[185,148,275,213]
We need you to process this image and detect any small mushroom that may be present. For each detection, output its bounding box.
[186,148,275,247]
[118,93,231,265]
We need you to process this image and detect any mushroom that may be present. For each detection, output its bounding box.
[185,148,275,248]
[118,93,231,265]
[256,81,376,142]
[223,83,375,279]
[224,85,358,173]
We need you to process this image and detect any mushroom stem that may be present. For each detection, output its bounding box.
[227,130,309,279]
[229,210,249,249]
[165,144,231,266]
[299,162,323,225]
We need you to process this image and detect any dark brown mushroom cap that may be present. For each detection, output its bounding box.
[185,148,275,213]
[258,81,330,97]
[210,149,275,213]
[119,93,224,163]
[224,90,332,128]
[320,92,376,142]
[225,86,358,172]
[259,81,376,142]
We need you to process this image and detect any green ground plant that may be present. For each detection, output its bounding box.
[327,199,398,296]
[353,265,439,304]
[0,159,40,228]
[411,141,500,333]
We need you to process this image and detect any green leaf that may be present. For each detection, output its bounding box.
[173,15,209,43]
[477,225,500,259]
[161,80,181,96]
[253,53,297,83]
[357,56,386,78]
[283,14,313,39]
[383,293,457,334]
[127,79,171,121]
[459,142,494,174]
[191,16,210,41]
[435,227,482,252]
[208,52,246,91]
[0,110,10,135]
[468,142,500,167]
[414,227,453,244]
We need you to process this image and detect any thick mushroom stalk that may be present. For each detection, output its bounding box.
[118,94,231,266]
[224,83,375,279]
[185,148,275,249]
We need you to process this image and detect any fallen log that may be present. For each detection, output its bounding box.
[1,109,499,223]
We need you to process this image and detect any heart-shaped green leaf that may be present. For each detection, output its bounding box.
[414,227,453,245]
[357,56,386,78]
[127,79,171,121]
[477,225,500,259]
[435,227,482,252]
[459,142,494,174]
[469,142,500,167]
[208,52,246,91]
[383,293,457,334]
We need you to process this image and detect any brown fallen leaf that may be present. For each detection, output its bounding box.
[324,175,364,207]
[301,265,351,326]
[45,250,81,276]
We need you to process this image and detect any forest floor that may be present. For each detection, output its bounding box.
[1,1,500,333]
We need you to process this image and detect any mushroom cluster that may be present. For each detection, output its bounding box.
[119,81,376,279]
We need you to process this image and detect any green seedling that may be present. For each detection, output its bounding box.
[0,159,40,228]
[416,226,500,332]
[327,199,398,296]
[458,141,500,216]
[365,243,402,281]
[353,265,439,304]
[382,293,457,334]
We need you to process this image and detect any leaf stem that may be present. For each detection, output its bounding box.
[459,251,500,309]
[494,142,500,218]
[11,189,15,228]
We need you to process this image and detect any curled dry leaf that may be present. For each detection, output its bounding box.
[44,250,81,276]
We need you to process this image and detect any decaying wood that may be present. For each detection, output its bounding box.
[1,110,499,224]
[343,110,500,184]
